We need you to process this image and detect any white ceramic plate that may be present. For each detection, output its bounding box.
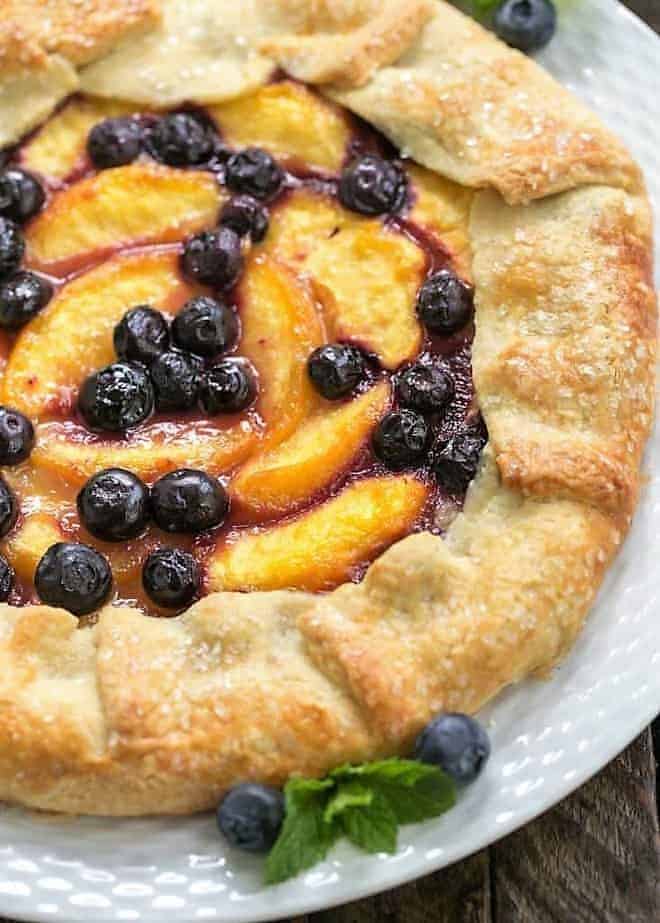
[1,2,659,920]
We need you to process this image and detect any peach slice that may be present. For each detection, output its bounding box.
[209,81,350,173]
[240,255,324,448]
[408,164,474,282]
[3,513,64,581]
[3,250,200,419]
[26,163,222,271]
[232,381,390,519]
[208,474,429,593]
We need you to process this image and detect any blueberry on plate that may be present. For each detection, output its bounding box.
[172,295,238,357]
[431,423,487,493]
[417,270,473,336]
[181,227,243,289]
[396,362,454,416]
[77,468,150,542]
[0,406,34,465]
[113,305,170,364]
[220,195,269,242]
[225,147,284,200]
[217,783,285,853]
[0,477,17,538]
[0,218,24,279]
[150,349,203,412]
[0,271,52,329]
[199,358,257,415]
[372,409,430,470]
[0,168,45,223]
[338,155,408,216]
[151,468,229,533]
[35,542,112,616]
[0,553,13,602]
[87,117,143,169]
[307,343,367,400]
[147,112,214,166]
[142,547,200,608]
[415,712,491,784]
[494,0,557,53]
[78,361,154,432]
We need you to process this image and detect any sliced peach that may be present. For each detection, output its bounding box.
[26,164,222,271]
[3,251,200,420]
[3,513,63,581]
[408,164,474,281]
[265,188,363,268]
[240,255,323,448]
[209,81,350,173]
[232,381,390,519]
[208,474,429,593]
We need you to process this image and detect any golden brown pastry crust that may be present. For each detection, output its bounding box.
[0,0,655,815]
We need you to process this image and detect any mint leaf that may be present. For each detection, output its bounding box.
[341,792,398,854]
[323,781,373,825]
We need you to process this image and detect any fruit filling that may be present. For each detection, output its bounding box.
[0,80,486,616]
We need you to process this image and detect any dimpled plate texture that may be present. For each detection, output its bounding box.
[0,2,659,921]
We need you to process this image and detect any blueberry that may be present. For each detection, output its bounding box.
[181,228,243,289]
[307,344,367,400]
[77,468,150,542]
[147,112,214,166]
[78,361,154,432]
[0,218,24,279]
[172,295,238,357]
[494,0,557,53]
[151,468,229,533]
[150,349,202,411]
[396,362,454,416]
[217,783,285,853]
[0,477,17,537]
[142,547,200,608]
[417,270,473,336]
[0,271,52,329]
[0,168,45,222]
[431,423,487,493]
[35,542,112,616]
[372,409,430,470]
[338,155,408,216]
[0,553,13,601]
[0,406,34,465]
[199,358,257,415]
[415,713,490,784]
[220,195,269,242]
[87,117,143,169]
[225,147,284,200]
[113,305,170,364]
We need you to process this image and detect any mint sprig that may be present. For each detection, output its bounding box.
[264,758,456,885]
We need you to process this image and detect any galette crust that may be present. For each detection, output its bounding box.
[0,0,655,815]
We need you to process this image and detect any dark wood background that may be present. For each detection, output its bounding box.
[0,3,658,923]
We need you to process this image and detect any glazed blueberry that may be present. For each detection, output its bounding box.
[417,270,473,336]
[142,547,201,608]
[181,228,243,289]
[147,112,213,166]
[78,361,154,432]
[0,218,24,279]
[172,295,238,357]
[87,117,143,169]
[199,358,257,415]
[372,409,430,470]
[220,195,269,242]
[307,344,367,400]
[35,542,112,616]
[150,349,202,411]
[396,362,454,416]
[0,554,13,602]
[225,147,284,200]
[217,783,285,853]
[494,0,557,52]
[113,305,170,364]
[338,155,407,216]
[77,468,150,542]
[0,477,17,538]
[0,168,45,222]
[431,423,487,493]
[151,468,229,533]
[0,406,34,465]
[415,713,491,784]
[0,271,52,329]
